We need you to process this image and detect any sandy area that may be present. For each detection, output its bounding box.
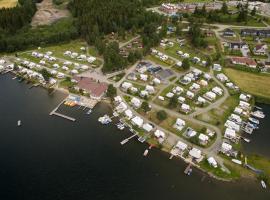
[0,0,17,8]
[31,0,70,27]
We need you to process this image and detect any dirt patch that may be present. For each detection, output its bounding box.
[31,0,70,27]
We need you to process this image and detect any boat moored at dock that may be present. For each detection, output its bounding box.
[251,110,265,119]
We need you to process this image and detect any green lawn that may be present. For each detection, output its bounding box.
[224,68,270,102]
[196,94,239,131]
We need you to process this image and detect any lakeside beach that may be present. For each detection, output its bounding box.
[1,73,270,200]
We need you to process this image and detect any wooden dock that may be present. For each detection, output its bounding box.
[184,163,192,174]
[120,133,138,145]
[49,99,76,122]
[50,111,76,121]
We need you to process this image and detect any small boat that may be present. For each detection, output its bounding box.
[187,168,192,176]
[98,115,112,125]
[244,126,254,134]
[117,123,125,130]
[243,138,251,143]
[17,120,22,127]
[251,111,265,119]
[86,109,92,115]
[143,149,149,156]
[261,180,267,189]
[247,122,258,130]
[249,117,259,125]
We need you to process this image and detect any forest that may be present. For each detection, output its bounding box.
[69,0,165,72]
[0,0,40,33]
[0,0,165,72]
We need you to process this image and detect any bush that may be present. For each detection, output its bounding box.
[156,110,167,121]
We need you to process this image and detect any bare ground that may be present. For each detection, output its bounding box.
[31,0,70,27]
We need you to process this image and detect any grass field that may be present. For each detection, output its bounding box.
[0,0,17,8]
[224,68,270,101]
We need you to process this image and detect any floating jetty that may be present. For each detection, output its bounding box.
[184,163,192,175]
[120,133,138,145]
[50,111,76,121]
[49,99,76,122]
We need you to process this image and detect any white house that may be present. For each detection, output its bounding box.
[186,128,197,137]
[225,120,240,132]
[131,97,141,108]
[174,118,186,131]
[212,87,223,96]
[70,69,79,75]
[154,130,166,143]
[114,96,122,103]
[142,123,154,132]
[197,96,206,104]
[190,83,200,91]
[121,82,133,91]
[175,141,187,151]
[204,91,216,101]
[181,103,191,113]
[145,85,155,94]
[131,116,144,127]
[221,142,232,153]
[130,87,138,94]
[216,73,228,82]
[186,91,195,99]
[224,128,236,140]
[140,90,149,98]
[124,109,133,120]
[166,92,174,98]
[207,157,218,168]
[158,96,165,101]
[140,74,148,81]
[154,129,165,138]
[153,78,161,85]
[172,86,183,94]
[178,96,185,103]
[189,148,202,160]
[213,63,222,71]
[199,133,209,145]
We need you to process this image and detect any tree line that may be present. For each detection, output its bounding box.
[68,0,165,72]
[0,0,40,33]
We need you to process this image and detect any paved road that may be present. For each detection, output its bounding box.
[189,68,230,117]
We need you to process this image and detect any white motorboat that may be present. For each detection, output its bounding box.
[248,117,259,125]
[143,149,149,156]
[261,180,267,189]
[251,111,265,119]
[17,120,22,127]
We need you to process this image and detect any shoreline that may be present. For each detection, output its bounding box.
[1,71,266,185]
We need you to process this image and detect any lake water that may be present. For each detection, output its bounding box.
[243,103,270,158]
[0,74,270,200]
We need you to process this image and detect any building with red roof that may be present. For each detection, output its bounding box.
[231,57,257,68]
[74,76,108,100]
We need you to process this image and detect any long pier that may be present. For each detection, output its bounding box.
[184,163,192,174]
[120,133,139,145]
[50,111,76,121]
[49,98,76,122]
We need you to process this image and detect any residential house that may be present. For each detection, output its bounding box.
[131,116,144,127]
[131,97,142,108]
[223,28,235,37]
[231,57,257,68]
[253,44,268,55]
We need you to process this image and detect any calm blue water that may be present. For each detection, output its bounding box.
[0,74,269,200]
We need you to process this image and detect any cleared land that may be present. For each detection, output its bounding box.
[0,0,17,8]
[31,0,70,27]
[224,68,270,100]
